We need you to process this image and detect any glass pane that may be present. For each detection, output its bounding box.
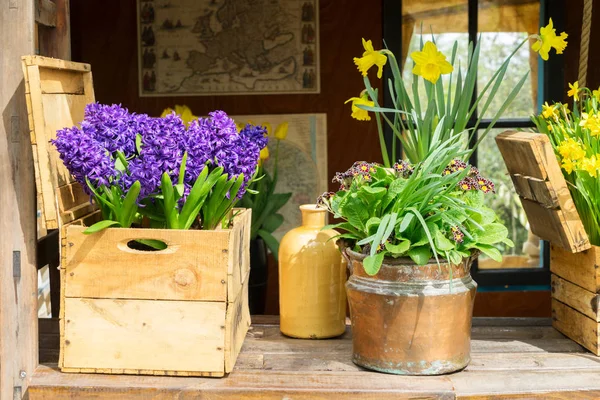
[477,0,540,118]
[478,128,543,269]
[402,0,469,107]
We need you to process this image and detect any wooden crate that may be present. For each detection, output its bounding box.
[59,209,252,376]
[496,131,599,354]
[551,245,600,355]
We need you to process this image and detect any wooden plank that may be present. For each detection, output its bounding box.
[452,370,600,399]
[63,225,230,302]
[29,365,456,399]
[496,131,590,253]
[37,0,71,60]
[225,274,251,372]
[0,1,38,399]
[552,299,600,355]
[552,274,600,321]
[551,245,600,293]
[39,68,84,94]
[22,55,89,72]
[496,131,548,179]
[61,298,226,374]
[57,182,90,214]
[227,208,251,301]
[26,64,61,229]
[35,0,57,27]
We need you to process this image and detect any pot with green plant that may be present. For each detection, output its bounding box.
[319,22,567,375]
[239,122,292,314]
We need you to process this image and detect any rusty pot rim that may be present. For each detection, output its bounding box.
[344,248,478,267]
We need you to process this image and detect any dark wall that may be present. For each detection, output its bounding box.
[70,0,384,186]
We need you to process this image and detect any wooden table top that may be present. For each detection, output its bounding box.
[30,316,600,399]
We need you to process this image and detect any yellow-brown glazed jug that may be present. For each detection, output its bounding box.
[278,204,347,338]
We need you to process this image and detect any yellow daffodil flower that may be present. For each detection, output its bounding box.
[274,122,289,140]
[160,107,174,118]
[235,122,246,132]
[561,158,577,174]
[558,138,586,161]
[580,155,600,178]
[541,102,558,120]
[345,92,374,121]
[568,81,580,101]
[532,18,568,61]
[353,38,387,79]
[410,41,453,84]
[593,87,600,101]
[581,112,600,137]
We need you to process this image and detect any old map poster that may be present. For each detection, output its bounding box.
[232,114,327,241]
[138,0,320,96]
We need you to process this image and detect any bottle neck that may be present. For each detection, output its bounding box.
[300,205,326,228]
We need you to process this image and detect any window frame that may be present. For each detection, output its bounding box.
[382,0,566,287]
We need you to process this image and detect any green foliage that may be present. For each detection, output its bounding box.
[319,136,512,275]
[238,140,292,260]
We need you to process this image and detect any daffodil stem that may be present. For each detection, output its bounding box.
[374,111,391,167]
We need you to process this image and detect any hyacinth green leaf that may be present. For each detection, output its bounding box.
[178,152,188,186]
[120,180,141,228]
[135,239,168,250]
[83,220,120,234]
[135,133,143,154]
[161,172,179,229]
[363,252,385,276]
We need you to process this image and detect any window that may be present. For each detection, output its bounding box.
[383,0,566,287]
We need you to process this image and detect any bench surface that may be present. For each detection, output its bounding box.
[30,316,600,399]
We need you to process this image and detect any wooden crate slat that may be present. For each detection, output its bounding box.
[552,274,600,322]
[61,298,227,374]
[63,225,231,302]
[552,299,600,356]
[551,245,600,294]
[496,130,590,253]
[22,55,96,231]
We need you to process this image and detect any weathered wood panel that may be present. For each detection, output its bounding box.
[496,131,590,253]
[1,2,38,399]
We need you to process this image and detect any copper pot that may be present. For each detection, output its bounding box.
[345,249,477,375]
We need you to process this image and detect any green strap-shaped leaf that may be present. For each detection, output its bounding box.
[83,220,120,234]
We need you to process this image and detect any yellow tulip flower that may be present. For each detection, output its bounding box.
[262,122,272,136]
[568,81,580,101]
[353,38,387,79]
[260,146,270,160]
[410,41,453,84]
[532,18,568,61]
[345,92,374,121]
[274,122,289,140]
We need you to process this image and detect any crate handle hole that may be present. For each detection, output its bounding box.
[126,239,168,251]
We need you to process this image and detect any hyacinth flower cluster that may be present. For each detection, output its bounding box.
[52,103,267,233]
[317,136,512,275]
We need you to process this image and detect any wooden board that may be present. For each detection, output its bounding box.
[552,274,600,321]
[496,131,590,253]
[225,273,251,372]
[552,299,600,356]
[62,298,226,375]
[1,2,38,399]
[22,55,96,231]
[29,318,600,399]
[551,244,600,293]
[63,225,231,302]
